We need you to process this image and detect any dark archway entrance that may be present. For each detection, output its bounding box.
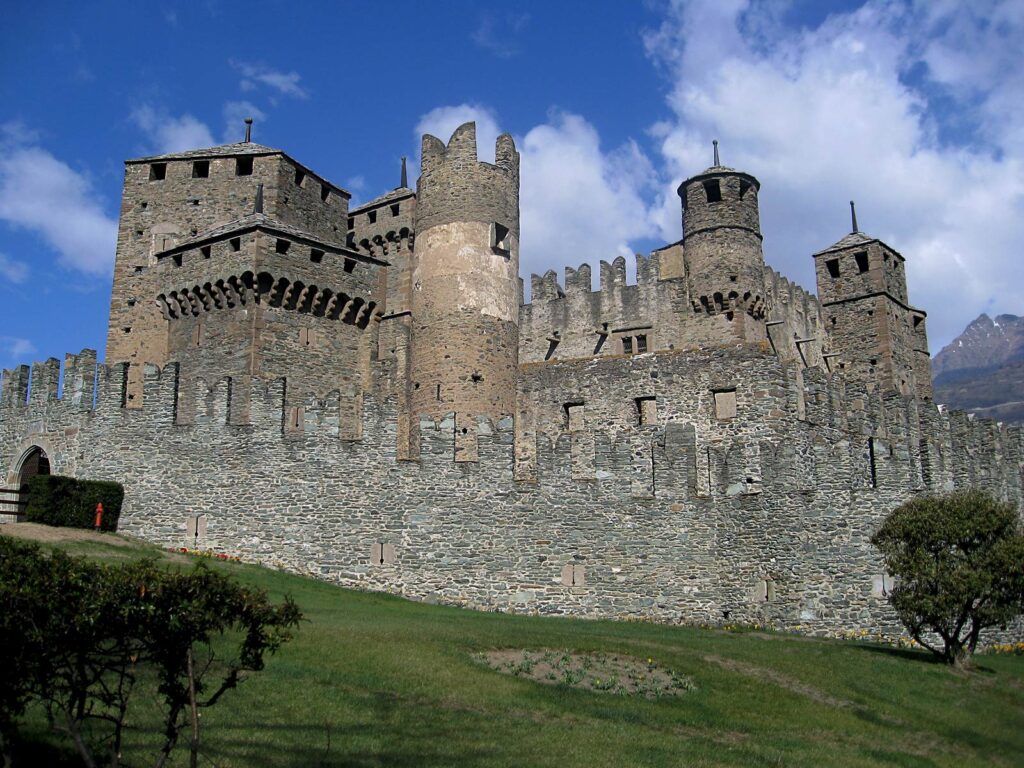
[18,446,51,489]
[1,446,50,520]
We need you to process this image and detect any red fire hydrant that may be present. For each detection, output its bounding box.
[94,503,104,531]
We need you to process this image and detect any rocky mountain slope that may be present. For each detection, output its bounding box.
[932,313,1024,423]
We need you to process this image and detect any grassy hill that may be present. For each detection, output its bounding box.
[5,524,1023,768]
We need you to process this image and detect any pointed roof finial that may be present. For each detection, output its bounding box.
[244,117,253,143]
[400,156,408,189]
[254,183,264,214]
[713,139,720,167]
[850,200,859,233]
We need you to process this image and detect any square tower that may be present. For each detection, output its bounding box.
[814,223,932,399]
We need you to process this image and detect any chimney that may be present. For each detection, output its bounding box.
[244,117,253,143]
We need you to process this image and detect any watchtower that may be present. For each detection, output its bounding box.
[409,122,520,437]
[677,141,766,340]
[814,203,932,398]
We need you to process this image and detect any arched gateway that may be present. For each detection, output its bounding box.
[0,446,50,521]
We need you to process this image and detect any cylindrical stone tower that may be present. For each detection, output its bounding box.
[410,122,521,429]
[678,144,766,328]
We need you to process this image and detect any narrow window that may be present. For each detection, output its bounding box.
[286,406,304,433]
[229,237,241,252]
[294,168,305,187]
[714,388,737,420]
[275,239,290,255]
[347,216,355,230]
[854,251,869,273]
[191,160,209,178]
[703,179,721,203]
[193,322,202,347]
[367,210,377,224]
[172,254,183,267]
[738,179,752,199]
[390,203,400,217]
[636,334,648,353]
[310,248,324,264]
[235,157,253,176]
[149,163,167,181]
[868,438,878,487]
[320,185,331,202]
[491,222,511,254]
[636,396,657,425]
[564,403,585,432]
[561,564,585,586]
[344,257,356,273]
[825,258,840,278]
[200,245,211,259]
[436,384,441,401]
[622,337,633,354]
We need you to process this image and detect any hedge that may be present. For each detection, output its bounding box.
[24,475,124,531]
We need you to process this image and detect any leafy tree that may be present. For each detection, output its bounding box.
[872,490,1024,667]
[0,538,301,767]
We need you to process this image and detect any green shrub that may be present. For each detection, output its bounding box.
[24,475,124,531]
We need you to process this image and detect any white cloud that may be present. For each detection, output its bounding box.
[0,253,29,284]
[0,124,117,275]
[644,0,1024,349]
[0,336,36,368]
[415,104,658,293]
[230,60,308,99]
[130,105,215,154]
[471,11,530,58]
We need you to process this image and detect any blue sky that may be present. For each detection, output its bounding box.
[1,0,1022,372]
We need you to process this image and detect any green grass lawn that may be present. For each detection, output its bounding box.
[8,528,1024,768]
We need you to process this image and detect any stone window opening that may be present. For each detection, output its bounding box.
[193,322,203,347]
[347,216,355,230]
[713,388,737,420]
[825,259,840,278]
[192,160,209,179]
[367,210,377,224]
[344,258,356,273]
[310,249,324,264]
[185,514,207,548]
[471,372,483,384]
[127,298,137,307]
[758,578,776,602]
[560,563,585,587]
[868,438,878,488]
[491,222,511,255]
[299,328,315,348]
[636,396,657,426]
[622,337,633,355]
[703,179,722,203]
[636,334,648,353]
[321,185,331,203]
[436,384,442,401]
[275,239,290,255]
[200,245,211,259]
[122,327,132,334]
[172,255,183,267]
[564,402,585,432]
[739,179,752,199]
[285,406,304,434]
[294,169,305,187]
[370,542,396,566]
[235,157,253,176]
[729,274,738,282]
[854,251,869,273]
[149,163,167,181]
[230,237,241,252]
[390,203,400,217]
[134,266,144,274]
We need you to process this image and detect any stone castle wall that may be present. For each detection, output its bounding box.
[3,347,1021,640]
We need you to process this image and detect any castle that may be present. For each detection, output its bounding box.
[2,122,1022,637]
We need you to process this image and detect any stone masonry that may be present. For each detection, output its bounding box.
[2,122,1021,641]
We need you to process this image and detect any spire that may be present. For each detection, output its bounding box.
[713,139,720,167]
[400,156,408,188]
[244,117,253,143]
[254,183,264,214]
[850,200,859,234]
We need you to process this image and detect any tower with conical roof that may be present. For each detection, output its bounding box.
[677,141,767,341]
[813,203,932,398]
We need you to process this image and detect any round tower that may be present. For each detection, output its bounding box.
[410,122,521,426]
[678,141,766,324]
